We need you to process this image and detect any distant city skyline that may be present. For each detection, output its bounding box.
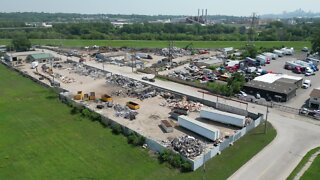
[1,0,320,16]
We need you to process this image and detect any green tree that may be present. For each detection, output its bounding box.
[311,28,320,55]
[242,44,257,58]
[11,35,31,52]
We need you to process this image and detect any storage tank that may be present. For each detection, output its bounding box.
[178,116,220,141]
[200,108,246,127]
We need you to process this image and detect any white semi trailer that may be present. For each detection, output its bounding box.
[178,116,220,141]
[200,108,246,127]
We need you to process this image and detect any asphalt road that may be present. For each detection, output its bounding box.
[229,110,320,180]
[41,48,320,179]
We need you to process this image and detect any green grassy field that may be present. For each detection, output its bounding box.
[287,147,320,180]
[0,39,311,50]
[0,63,276,179]
[301,154,320,180]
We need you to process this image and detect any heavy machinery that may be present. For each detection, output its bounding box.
[89,92,96,101]
[126,101,140,110]
[74,91,84,100]
[101,94,113,102]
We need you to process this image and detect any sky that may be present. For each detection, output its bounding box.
[0,0,319,16]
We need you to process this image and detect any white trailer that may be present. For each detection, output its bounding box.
[273,50,284,57]
[307,57,320,65]
[281,48,294,55]
[285,61,303,68]
[263,52,278,60]
[178,116,220,141]
[225,60,240,67]
[200,108,246,127]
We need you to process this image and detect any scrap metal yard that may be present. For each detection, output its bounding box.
[2,41,320,178]
[4,46,265,170]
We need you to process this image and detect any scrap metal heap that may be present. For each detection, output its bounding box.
[113,103,138,120]
[170,136,204,159]
[107,74,145,89]
[156,47,191,57]
[106,74,160,100]
[167,96,203,112]
[68,62,105,79]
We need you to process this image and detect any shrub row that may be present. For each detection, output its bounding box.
[159,149,192,172]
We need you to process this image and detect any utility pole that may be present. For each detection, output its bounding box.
[264,105,269,134]
[202,142,206,180]
[168,41,174,66]
[248,13,258,44]
[131,52,135,73]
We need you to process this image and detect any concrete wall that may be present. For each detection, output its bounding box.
[191,114,264,170]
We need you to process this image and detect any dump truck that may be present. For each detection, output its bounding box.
[101,94,112,102]
[89,92,96,101]
[126,101,140,110]
[83,94,89,101]
[74,91,84,100]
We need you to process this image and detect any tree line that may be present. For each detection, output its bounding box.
[0,21,319,41]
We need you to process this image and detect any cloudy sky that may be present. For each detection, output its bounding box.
[1,0,319,16]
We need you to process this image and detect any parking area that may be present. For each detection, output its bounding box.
[259,52,319,108]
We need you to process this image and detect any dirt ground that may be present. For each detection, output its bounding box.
[18,59,239,146]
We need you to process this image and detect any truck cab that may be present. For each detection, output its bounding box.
[302,80,311,89]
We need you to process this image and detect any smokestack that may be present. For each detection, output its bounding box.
[202,9,204,18]
[205,9,208,23]
[198,9,200,21]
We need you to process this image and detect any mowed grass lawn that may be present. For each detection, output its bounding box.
[301,154,320,180]
[0,64,276,179]
[0,39,311,50]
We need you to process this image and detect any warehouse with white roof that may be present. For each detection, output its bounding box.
[243,73,303,102]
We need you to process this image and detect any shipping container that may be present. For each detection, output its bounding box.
[160,120,174,133]
[200,108,246,127]
[178,116,220,141]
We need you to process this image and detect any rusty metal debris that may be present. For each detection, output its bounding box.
[170,136,204,159]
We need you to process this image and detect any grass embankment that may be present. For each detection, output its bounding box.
[0,39,310,50]
[287,147,320,180]
[301,153,320,180]
[0,63,276,179]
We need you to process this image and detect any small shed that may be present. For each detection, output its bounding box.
[26,53,54,63]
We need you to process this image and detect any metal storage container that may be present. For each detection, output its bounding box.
[178,116,220,141]
[200,108,245,127]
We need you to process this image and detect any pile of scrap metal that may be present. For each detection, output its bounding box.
[113,103,138,120]
[245,117,253,126]
[106,74,145,89]
[156,47,191,57]
[69,62,105,79]
[129,87,158,100]
[54,73,76,84]
[168,96,203,112]
[170,136,204,159]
